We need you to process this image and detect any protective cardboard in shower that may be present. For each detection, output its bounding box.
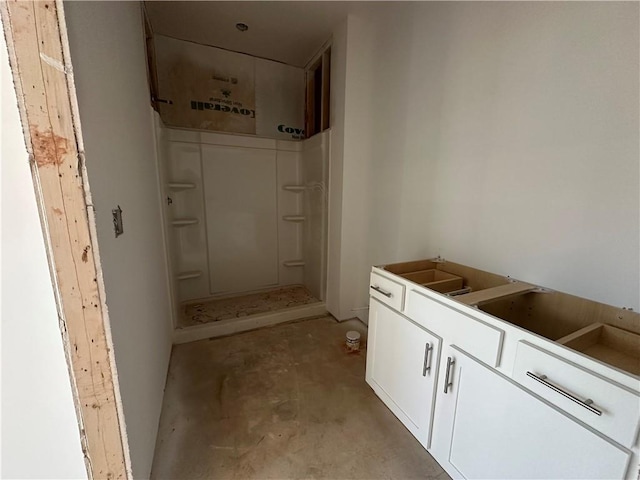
[153,35,305,140]
[155,35,256,134]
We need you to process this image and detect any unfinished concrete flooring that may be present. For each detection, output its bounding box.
[151,316,448,479]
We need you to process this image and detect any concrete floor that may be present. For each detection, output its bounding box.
[151,316,449,479]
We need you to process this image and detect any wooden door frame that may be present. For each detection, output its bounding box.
[1,1,130,478]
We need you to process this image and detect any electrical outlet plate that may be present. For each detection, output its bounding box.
[112,205,123,237]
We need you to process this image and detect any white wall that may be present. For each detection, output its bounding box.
[0,27,87,479]
[326,18,347,316]
[336,14,377,319]
[330,2,639,320]
[302,130,329,301]
[64,2,173,478]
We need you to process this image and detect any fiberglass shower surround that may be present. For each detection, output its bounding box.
[159,126,329,304]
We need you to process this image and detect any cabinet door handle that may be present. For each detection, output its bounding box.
[422,343,433,376]
[370,285,392,298]
[526,371,602,416]
[444,356,455,393]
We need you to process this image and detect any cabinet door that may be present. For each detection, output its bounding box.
[366,298,441,448]
[431,345,631,480]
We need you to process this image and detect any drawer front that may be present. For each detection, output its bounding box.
[369,272,405,311]
[513,341,640,448]
[406,289,504,367]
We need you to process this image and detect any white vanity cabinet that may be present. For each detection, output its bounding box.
[366,259,640,480]
[430,345,631,480]
[366,298,441,449]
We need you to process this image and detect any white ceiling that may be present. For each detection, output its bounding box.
[144,1,355,67]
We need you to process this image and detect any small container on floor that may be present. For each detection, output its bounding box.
[346,330,361,351]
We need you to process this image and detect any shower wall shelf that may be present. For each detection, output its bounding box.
[168,182,196,190]
[282,185,305,192]
[283,215,306,222]
[176,270,203,280]
[172,218,199,227]
[283,260,305,267]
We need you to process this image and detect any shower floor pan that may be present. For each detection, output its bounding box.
[180,285,320,328]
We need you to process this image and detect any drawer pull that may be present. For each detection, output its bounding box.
[370,285,392,298]
[444,356,455,393]
[526,371,602,416]
[422,342,433,376]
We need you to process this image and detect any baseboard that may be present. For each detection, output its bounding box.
[172,302,327,344]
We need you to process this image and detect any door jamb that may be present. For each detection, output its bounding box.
[1,1,131,478]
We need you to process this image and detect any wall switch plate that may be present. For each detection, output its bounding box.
[112,205,123,237]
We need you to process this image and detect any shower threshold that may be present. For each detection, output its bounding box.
[174,285,326,343]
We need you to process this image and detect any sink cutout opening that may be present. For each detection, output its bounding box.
[478,295,576,341]
[557,323,640,376]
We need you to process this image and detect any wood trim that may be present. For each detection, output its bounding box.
[303,37,332,72]
[1,1,129,478]
[321,48,331,131]
[142,3,159,111]
[305,67,315,138]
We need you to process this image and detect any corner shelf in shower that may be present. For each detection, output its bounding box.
[167,182,196,191]
[171,218,199,227]
[282,185,305,192]
[283,260,306,267]
[176,270,203,281]
[283,215,306,222]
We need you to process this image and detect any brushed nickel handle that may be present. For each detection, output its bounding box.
[422,343,433,376]
[444,356,455,393]
[370,285,392,298]
[526,371,602,416]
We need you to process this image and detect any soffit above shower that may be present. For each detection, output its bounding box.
[144,1,353,67]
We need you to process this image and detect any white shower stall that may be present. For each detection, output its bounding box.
[156,123,329,339]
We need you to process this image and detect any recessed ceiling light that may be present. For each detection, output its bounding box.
[236,23,249,32]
